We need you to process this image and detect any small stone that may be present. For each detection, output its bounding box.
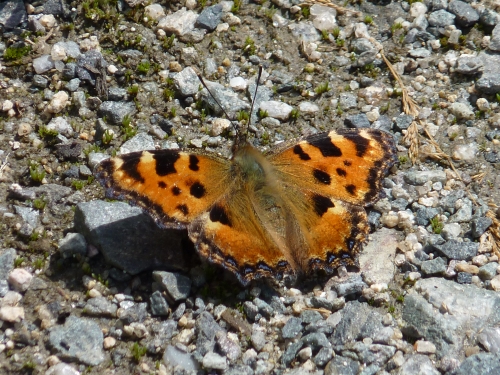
[298,101,320,113]
[282,317,303,339]
[173,66,199,97]
[103,336,116,349]
[449,102,475,120]
[196,4,223,32]
[45,363,79,375]
[211,118,231,136]
[409,48,431,58]
[415,340,437,354]
[405,171,447,185]
[441,223,462,240]
[457,272,473,284]
[8,268,33,292]
[229,77,247,91]
[33,55,55,74]
[455,263,479,274]
[17,123,32,137]
[434,240,479,261]
[420,257,447,276]
[491,275,500,291]
[471,217,493,238]
[118,302,148,324]
[310,4,337,31]
[339,93,357,110]
[47,116,73,137]
[58,232,87,258]
[144,4,165,21]
[345,113,371,128]
[0,306,25,323]
[48,316,105,366]
[478,262,498,281]
[202,352,227,370]
[150,291,169,316]
[472,255,489,267]
[251,330,266,351]
[452,143,478,161]
[298,347,312,361]
[153,271,191,301]
[46,91,69,114]
[456,55,483,75]
[84,296,117,317]
[157,8,198,36]
[259,101,293,120]
[448,0,479,27]
[428,10,456,27]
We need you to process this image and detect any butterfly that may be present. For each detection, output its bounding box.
[95,74,397,286]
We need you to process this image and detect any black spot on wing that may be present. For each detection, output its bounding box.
[312,194,334,217]
[189,155,200,171]
[342,132,370,157]
[190,181,206,198]
[293,145,311,160]
[153,152,180,176]
[336,168,347,177]
[118,154,145,183]
[158,181,167,189]
[308,137,342,157]
[177,204,189,215]
[344,160,352,166]
[210,204,231,226]
[345,184,356,195]
[171,186,181,196]
[313,169,331,185]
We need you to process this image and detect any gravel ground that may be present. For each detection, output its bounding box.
[2,0,500,374]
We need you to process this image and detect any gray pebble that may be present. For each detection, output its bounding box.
[153,271,191,302]
[150,291,169,316]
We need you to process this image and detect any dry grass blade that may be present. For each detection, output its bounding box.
[300,0,361,15]
[471,172,486,183]
[380,52,421,163]
[486,203,500,256]
[422,127,465,183]
[0,152,10,179]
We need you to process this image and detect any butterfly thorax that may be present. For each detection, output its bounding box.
[231,143,273,191]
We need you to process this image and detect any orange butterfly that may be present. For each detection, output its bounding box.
[96,72,396,285]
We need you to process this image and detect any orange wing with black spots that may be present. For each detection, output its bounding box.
[268,128,396,206]
[96,150,233,228]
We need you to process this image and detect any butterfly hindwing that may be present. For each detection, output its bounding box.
[96,150,232,228]
[188,190,294,285]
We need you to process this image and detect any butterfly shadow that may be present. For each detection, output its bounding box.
[72,200,200,277]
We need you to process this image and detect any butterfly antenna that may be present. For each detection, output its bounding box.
[237,66,262,146]
[197,74,239,134]
[248,65,263,126]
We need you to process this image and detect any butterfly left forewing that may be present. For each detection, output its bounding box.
[268,128,397,206]
[96,150,232,228]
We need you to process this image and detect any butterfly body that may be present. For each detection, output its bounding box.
[96,128,396,285]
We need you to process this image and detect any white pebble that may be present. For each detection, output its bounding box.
[8,268,33,292]
[229,77,247,91]
[0,306,25,323]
